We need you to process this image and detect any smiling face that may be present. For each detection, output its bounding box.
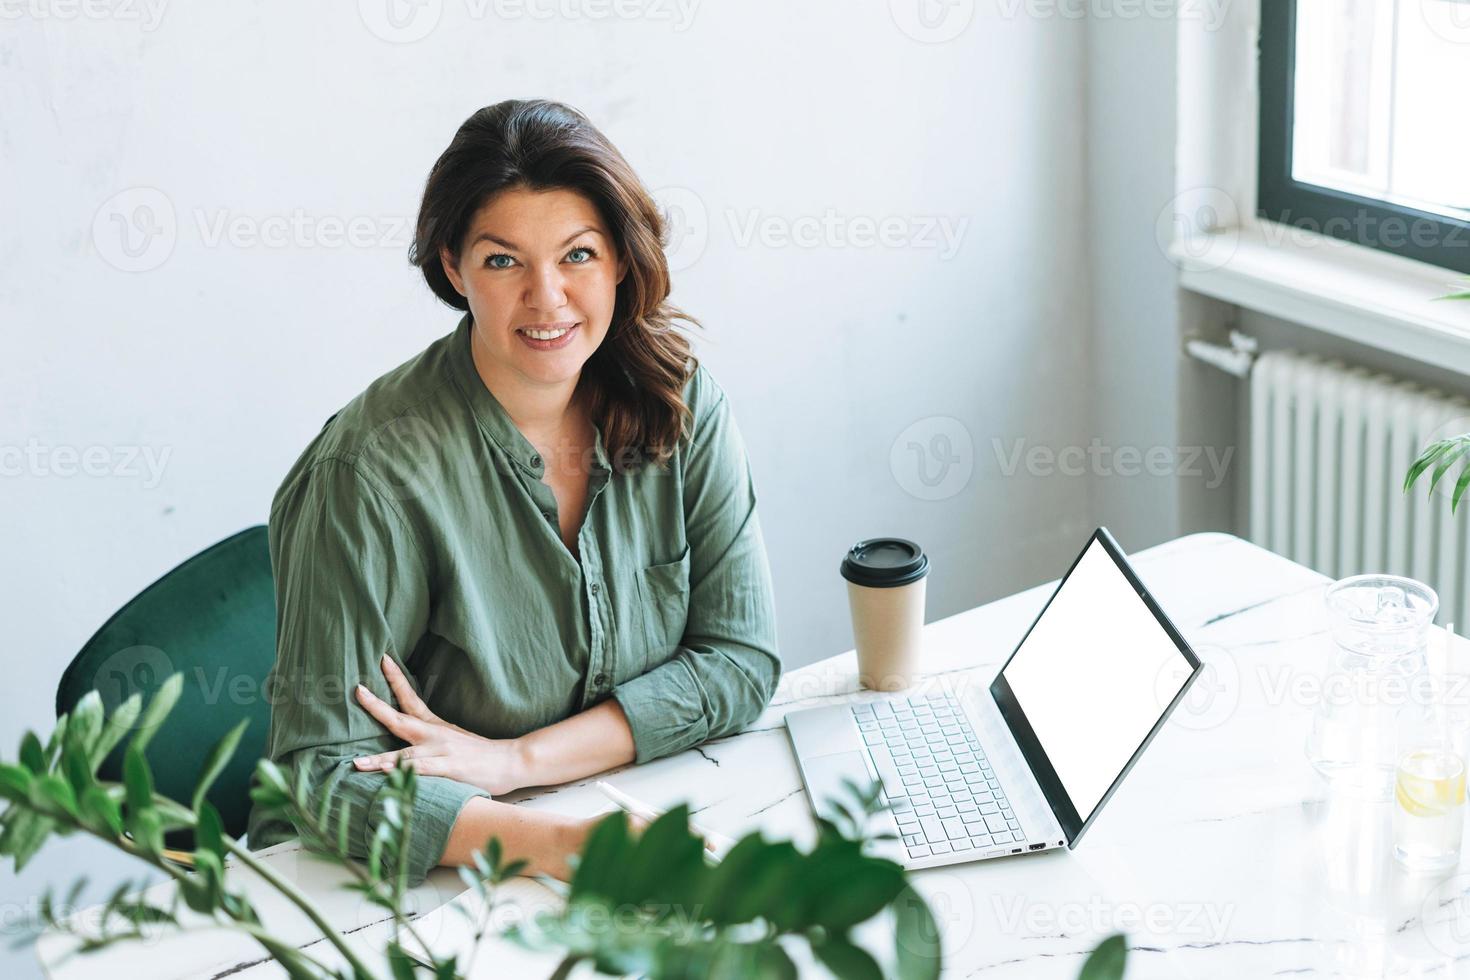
[440,186,626,396]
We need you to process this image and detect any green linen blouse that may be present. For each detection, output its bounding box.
[244,314,782,884]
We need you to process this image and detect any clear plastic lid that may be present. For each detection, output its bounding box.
[1325,574,1438,657]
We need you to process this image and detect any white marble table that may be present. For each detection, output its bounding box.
[42,531,1470,978]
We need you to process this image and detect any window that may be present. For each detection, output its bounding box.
[1258,0,1470,273]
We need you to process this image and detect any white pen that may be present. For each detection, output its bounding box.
[594,780,736,859]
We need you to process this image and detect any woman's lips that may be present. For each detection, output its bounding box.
[515,322,579,351]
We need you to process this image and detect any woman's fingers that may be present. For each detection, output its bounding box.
[353,747,446,776]
[354,683,426,740]
[379,654,438,722]
[354,746,414,770]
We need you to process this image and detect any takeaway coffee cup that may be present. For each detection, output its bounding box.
[840,538,929,691]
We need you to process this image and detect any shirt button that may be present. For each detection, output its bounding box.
[542,510,554,521]
[590,582,600,595]
[593,672,608,686]
[530,454,542,467]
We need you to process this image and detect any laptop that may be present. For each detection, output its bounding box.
[784,527,1203,869]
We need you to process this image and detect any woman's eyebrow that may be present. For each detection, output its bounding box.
[470,226,601,251]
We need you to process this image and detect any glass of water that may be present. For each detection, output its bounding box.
[1394,690,1469,871]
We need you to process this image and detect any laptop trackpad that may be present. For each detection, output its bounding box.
[786,704,864,758]
[801,750,878,822]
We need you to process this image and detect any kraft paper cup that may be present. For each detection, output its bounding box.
[841,538,929,692]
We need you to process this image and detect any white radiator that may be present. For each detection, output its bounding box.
[1250,350,1470,629]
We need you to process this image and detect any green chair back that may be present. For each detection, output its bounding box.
[55,526,275,841]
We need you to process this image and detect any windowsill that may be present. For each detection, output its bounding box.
[1172,221,1470,375]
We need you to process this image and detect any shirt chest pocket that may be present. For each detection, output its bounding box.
[634,543,691,671]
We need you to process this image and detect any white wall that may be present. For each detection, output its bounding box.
[1083,9,1187,551]
[0,3,1094,975]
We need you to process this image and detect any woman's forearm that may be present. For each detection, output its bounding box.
[514,697,637,788]
[438,699,638,878]
[440,796,585,879]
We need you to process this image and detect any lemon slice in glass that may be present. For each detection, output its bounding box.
[1396,749,1467,817]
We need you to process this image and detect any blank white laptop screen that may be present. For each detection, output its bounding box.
[1000,538,1192,822]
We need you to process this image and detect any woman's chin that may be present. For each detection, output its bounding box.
[514,352,589,386]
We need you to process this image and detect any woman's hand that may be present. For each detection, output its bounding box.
[352,653,529,797]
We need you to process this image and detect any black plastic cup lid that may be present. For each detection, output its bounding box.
[841,538,929,588]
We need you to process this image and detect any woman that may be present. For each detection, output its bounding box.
[245,100,782,885]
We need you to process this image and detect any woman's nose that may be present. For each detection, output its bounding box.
[525,263,568,311]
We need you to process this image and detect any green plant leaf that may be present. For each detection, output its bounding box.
[1078,933,1128,980]
[458,866,487,903]
[32,775,79,819]
[196,801,227,860]
[191,718,249,813]
[1405,440,1452,493]
[0,764,33,804]
[621,803,707,910]
[1428,440,1470,498]
[2,811,56,871]
[812,934,883,980]
[1434,280,1470,302]
[312,765,348,842]
[153,796,196,832]
[752,941,799,979]
[569,809,633,903]
[122,744,163,854]
[698,832,768,924]
[122,744,153,818]
[245,930,322,980]
[41,718,67,771]
[80,786,124,837]
[61,744,96,800]
[808,857,906,931]
[131,673,184,753]
[1454,464,1470,515]
[91,692,142,770]
[368,820,390,880]
[194,849,225,905]
[130,808,164,857]
[19,732,44,775]
[61,693,105,769]
[716,839,802,929]
[387,942,418,980]
[335,797,352,857]
[892,883,942,980]
[485,835,503,873]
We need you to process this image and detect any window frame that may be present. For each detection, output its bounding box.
[1257,0,1470,275]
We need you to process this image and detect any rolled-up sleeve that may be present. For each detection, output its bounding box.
[260,457,488,886]
[613,380,782,763]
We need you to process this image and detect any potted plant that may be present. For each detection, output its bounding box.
[0,675,1128,979]
[1402,281,1470,506]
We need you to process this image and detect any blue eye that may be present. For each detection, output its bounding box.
[567,246,596,264]
[486,253,515,269]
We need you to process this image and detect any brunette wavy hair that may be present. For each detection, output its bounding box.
[409,99,698,474]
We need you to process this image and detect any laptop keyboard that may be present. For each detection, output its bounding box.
[852,693,1026,859]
